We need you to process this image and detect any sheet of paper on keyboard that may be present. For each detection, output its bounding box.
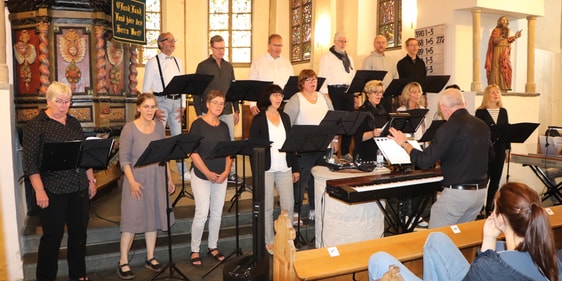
[374,137,411,164]
[408,140,423,151]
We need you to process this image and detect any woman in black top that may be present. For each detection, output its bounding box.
[475,84,509,215]
[23,82,97,281]
[353,80,388,162]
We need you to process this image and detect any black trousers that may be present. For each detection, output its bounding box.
[36,188,90,281]
[328,86,354,155]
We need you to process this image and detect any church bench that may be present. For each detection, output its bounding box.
[291,205,562,281]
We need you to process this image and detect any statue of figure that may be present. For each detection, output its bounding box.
[485,16,522,91]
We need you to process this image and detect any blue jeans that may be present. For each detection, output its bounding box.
[368,232,469,281]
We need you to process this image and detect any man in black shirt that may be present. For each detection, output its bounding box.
[389,88,492,228]
[396,38,427,83]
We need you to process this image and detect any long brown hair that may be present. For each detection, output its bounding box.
[494,182,558,281]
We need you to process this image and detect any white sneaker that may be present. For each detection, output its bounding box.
[308,210,315,221]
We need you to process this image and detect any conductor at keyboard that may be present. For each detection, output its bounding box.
[389,88,493,228]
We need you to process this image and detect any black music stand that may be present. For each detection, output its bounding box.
[421,75,450,93]
[163,73,214,95]
[346,70,387,94]
[41,139,115,171]
[493,122,539,182]
[379,110,429,137]
[382,78,413,112]
[282,76,326,100]
[319,110,370,136]
[135,133,202,281]
[202,139,271,279]
[419,120,446,142]
[280,125,337,247]
[225,80,273,102]
[165,74,213,207]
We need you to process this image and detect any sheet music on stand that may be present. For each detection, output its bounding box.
[374,138,422,165]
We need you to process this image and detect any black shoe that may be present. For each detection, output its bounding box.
[117,263,135,280]
[144,258,163,272]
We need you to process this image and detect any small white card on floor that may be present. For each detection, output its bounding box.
[327,247,340,257]
[546,207,554,215]
[450,225,461,233]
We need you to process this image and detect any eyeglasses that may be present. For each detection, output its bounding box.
[54,99,71,105]
[336,40,348,44]
[160,38,177,43]
[210,100,225,106]
[304,77,317,82]
[367,91,384,95]
[211,46,225,51]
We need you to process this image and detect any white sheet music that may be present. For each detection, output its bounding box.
[374,138,422,165]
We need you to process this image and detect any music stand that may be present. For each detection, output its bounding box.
[421,75,450,93]
[280,125,337,247]
[419,120,446,142]
[282,76,326,100]
[41,139,115,171]
[135,133,202,281]
[319,110,370,136]
[492,122,539,182]
[225,80,273,102]
[382,78,413,113]
[346,70,387,94]
[165,74,213,207]
[163,74,214,95]
[202,139,271,279]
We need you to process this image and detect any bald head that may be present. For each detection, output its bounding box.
[439,89,465,120]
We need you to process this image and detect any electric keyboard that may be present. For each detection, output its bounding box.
[511,153,562,169]
[326,170,443,204]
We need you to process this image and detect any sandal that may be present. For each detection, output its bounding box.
[207,248,225,261]
[117,263,135,280]
[190,252,202,267]
[144,257,163,272]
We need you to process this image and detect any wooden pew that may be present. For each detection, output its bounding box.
[291,205,562,281]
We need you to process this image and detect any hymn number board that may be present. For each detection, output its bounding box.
[415,24,446,75]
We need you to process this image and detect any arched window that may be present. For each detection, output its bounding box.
[209,0,253,64]
[378,0,402,49]
[290,0,312,62]
[139,0,161,65]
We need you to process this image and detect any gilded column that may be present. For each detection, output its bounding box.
[128,46,138,95]
[525,16,536,93]
[38,21,50,95]
[94,25,107,95]
[471,9,482,92]
[0,0,9,86]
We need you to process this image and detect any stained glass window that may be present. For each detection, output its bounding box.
[140,0,161,65]
[378,0,402,49]
[209,0,252,64]
[290,0,312,62]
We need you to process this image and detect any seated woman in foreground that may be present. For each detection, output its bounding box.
[368,182,561,281]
